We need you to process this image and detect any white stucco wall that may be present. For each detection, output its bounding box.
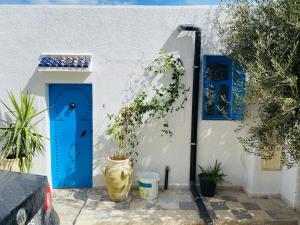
[243,153,281,196]
[0,6,298,207]
[240,107,281,196]
[296,165,300,210]
[280,165,299,208]
[197,121,244,187]
[0,5,224,187]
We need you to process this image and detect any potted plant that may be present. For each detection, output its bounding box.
[198,160,226,197]
[0,92,46,172]
[104,49,189,202]
[104,105,137,202]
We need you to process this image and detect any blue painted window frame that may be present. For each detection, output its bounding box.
[202,55,244,120]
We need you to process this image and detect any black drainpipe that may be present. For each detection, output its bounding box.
[177,24,212,225]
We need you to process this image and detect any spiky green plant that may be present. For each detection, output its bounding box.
[198,160,227,184]
[0,92,47,172]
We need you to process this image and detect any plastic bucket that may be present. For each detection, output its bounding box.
[137,172,160,201]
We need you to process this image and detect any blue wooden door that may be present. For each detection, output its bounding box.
[49,84,93,188]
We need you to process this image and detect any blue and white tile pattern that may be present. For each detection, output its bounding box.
[39,56,90,68]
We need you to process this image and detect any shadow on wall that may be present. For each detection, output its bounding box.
[95,8,225,183]
[24,70,90,96]
[197,121,245,186]
[195,7,246,187]
[92,28,195,186]
[22,7,222,187]
[23,70,90,182]
[201,6,224,55]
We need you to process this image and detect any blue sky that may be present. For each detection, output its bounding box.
[0,0,220,5]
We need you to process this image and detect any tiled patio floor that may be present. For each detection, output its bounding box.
[203,189,299,225]
[52,187,299,225]
[52,188,202,225]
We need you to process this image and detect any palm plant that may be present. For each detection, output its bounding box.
[0,92,47,172]
[198,160,226,184]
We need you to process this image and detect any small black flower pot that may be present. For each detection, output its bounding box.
[199,176,217,197]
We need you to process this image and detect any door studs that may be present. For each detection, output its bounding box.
[69,103,76,109]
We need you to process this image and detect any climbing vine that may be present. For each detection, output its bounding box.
[106,49,189,161]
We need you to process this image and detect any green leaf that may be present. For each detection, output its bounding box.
[0,92,46,172]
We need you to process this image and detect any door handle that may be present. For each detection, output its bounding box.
[69,103,76,109]
[81,130,87,137]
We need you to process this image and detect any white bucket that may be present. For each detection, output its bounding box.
[137,172,160,201]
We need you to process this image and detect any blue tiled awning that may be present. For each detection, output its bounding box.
[39,56,90,68]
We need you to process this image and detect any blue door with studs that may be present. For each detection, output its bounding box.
[49,84,93,188]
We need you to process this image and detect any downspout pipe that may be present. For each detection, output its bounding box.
[177,24,212,225]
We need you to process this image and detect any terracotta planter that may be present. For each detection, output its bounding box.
[103,157,133,202]
[0,158,21,172]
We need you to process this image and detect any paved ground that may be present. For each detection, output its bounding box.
[52,188,202,225]
[203,189,300,225]
[52,187,299,225]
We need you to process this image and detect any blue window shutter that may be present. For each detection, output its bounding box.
[203,55,233,120]
[231,62,245,120]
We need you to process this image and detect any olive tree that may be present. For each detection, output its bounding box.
[217,0,300,167]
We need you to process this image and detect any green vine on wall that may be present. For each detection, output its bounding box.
[106,49,189,161]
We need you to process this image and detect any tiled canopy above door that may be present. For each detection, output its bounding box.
[38,53,92,72]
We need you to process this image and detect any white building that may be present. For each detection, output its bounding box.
[0,5,298,210]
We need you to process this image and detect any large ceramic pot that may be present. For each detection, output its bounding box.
[0,158,21,172]
[199,175,217,197]
[103,157,133,202]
